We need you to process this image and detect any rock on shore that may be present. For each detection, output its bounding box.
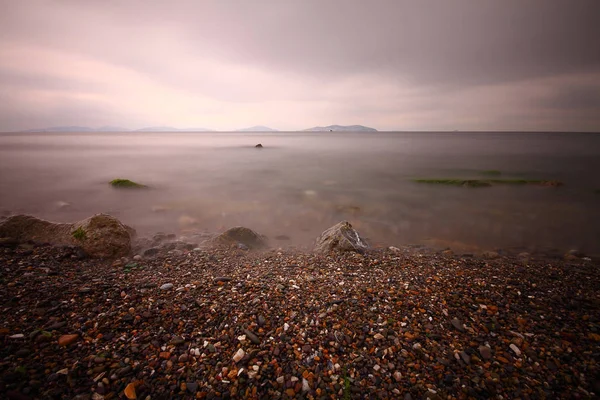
[212,226,267,249]
[314,221,369,253]
[0,214,134,258]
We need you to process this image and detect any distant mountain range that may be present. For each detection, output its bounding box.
[22,126,128,133]
[303,125,377,132]
[21,126,213,133]
[19,124,377,133]
[133,126,212,132]
[235,125,278,132]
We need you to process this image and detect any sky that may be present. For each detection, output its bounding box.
[0,0,599,132]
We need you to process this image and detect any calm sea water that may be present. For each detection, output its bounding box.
[1,131,599,254]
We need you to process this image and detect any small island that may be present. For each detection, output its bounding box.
[235,126,278,132]
[303,124,378,132]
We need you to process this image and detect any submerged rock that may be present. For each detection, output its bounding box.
[213,226,267,249]
[314,221,369,253]
[0,214,134,258]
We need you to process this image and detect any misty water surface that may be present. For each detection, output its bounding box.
[1,131,599,254]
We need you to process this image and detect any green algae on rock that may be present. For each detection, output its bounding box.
[71,226,86,241]
[109,178,146,188]
[480,170,502,176]
[412,178,563,187]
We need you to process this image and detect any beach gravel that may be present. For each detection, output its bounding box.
[0,243,599,399]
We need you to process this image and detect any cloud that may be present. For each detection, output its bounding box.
[0,0,599,131]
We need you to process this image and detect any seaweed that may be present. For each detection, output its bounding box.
[72,227,86,240]
[412,178,563,187]
[109,179,146,188]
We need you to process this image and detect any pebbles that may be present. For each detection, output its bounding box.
[57,334,79,346]
[0,243,598,399]
[451,318,465,332]
[232,348,246,363]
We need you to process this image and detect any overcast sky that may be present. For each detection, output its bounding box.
[1,0,599,131]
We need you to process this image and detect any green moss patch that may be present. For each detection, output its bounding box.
[72,227,86,241]
[481,170,502,176]
[109,178,146,188]
[412,179,491,187]
[412,178,562,187]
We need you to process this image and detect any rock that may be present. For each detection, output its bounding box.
[186,382,198,393]
[0,237,19,248]
[242,328,261,345]
[170,336,185,345]
[314,221,369,253]
[451,318,465,332]
[213,227,267,249]
[233,348,246,363]
[160,283,174,291]
[478,346,492,360]
[9,334,25,339]
[0,214,134,258]
[302,378,310,392]
[510,343,521,356]
[255,144,263,148]
[143,247,160,257]
[124,382,137,399]
[482,251,500,259]
[566,249,584,257]
[58,334,79,346]
[133,255,142,261]
[393,371,402,382]
[460,351,470,364]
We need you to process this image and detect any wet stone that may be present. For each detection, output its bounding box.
[451,318,465,332]
[186,382,198,393]
[242,328,260,345]
[478,346,492,360]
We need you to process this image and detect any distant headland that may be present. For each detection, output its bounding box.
[303,125,378,132]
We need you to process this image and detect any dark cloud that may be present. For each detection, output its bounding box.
[541,85,600,111]
[0,0,599,131]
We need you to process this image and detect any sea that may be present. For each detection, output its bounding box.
[1,131,599,255]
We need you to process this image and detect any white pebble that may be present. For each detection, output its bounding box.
[510,343,522,356]
[232,348,245,363]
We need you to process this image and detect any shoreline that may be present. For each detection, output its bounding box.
[1,240,599,399]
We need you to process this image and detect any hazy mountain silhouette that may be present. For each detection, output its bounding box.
[22,126,128,132]
[303,124,377,132]
[235,125,278,132]
[134,126,212,132]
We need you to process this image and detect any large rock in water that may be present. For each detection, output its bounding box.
[0,214,134,258]
[314,221,369,253]
[212,226,267,249]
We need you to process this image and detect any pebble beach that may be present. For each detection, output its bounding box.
[1,242,599,399]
